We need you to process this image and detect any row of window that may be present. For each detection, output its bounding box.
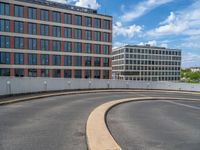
[0,2,111,29]
[121,76,180,81]
[124,60,181,66]
[0,36,110,54]
[0,52,110,67]
[0,68,110,79]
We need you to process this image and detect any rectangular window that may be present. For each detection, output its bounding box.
[28,54,37,65]
[85,70,91,78]
[0,2,10,16]
[40,24,49,36]
[41,69,49,77]
[52,69,61,78]
[94,57,100,66]
[94,31,100,41]
[103,45,109,54]
[64,27,72,38]
[75,15,82,25]
[28,38,37,50]
[94,44,100,54]
[74,29,82,39]
[52,11,61,22]
[0,19,10,32]
[15,69,24,77]
[64,42,72,52]
[103,58,109,67]
[74,42,82,53]
[14,21,24,33]
[94,18,100,28]
[52,55,61,66]
[94,70,100,79]
[64,70,71,78]
[52,41,61,51]
[75,70,82,78]
[85,30,92,40]
[0,68,10,76]
[14,53,24,65]
[85,17,92,27]
[40,9,49,21]
[40,54,49,65]
[28,23,37,34]
[0,36,10,48]
[103,33,109,42]
[64,13,72,24]
[41,39,49,51]
[84,56,91,66]
[75,56,82,66]
[14,37,24,49]
[85,43,91,53]
[28,69,37,77]
[0,52,10,64]
[64,55,72,66]
[52,26,61,37]
[14,5,24,17]
[103,70,109,79]
[103,20,110,29]
[28,7,37,19]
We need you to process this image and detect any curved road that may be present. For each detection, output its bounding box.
[0,91,200,150]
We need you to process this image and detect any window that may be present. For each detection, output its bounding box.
[28,38,37,50]
[0,36,10,48]
[85,70,91,78]
[40,54,49,65]
[40,9,49,21]
[103,33,109,42]
[64,70,71,78]
[52,55,61,66]
[0,68,10,76]
[75,42,82,53]
[103,20,110,29]
[85,43,91,53]
[41,39,49,51]
[41,69,49,77]
[40,24,49,36]
[28,7,37,19]
[75,15,82,25]
[15,69,24,77]
[74,29,82,39]
[64,13,72,24]
[103,58,109,67]
[14,53,24,65]
[0,2,10,16]
[94,31,100,41]
[75,56,82,66]
[94,57,100,66]
[103,45,109,54]
[52,26,61,37]
[85,30,92,40]
[75,70,82,78]
[52,41,61,51]
[64,42,72,52]
[0,52,10,64]
[64,27,72,38]
[84,56,91,66]
[14,5,24,17]
[28,23,37,34]
[94,70,100,79]
[28,69,37,77]
[0,19,9,32]
[64,56,72,66]
[85,17,92,27]
[94,44,100,54]
[103,70,109,79]
[52,69,61,78]
[14,37,24,49]
[94,18,101,28]
[14,21,24,33]
[28,54,37,65]
[52,11,61,22]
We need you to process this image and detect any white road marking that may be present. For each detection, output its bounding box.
[165,100,200,110]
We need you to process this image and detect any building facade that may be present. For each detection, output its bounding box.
[0,0,112,79]
[112,45,181,81]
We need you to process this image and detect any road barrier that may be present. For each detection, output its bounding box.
[0,77,200,96]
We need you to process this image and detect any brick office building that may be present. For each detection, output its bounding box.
[0,0,112,79]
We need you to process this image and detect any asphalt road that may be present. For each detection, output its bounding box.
[0,91,200,150]
[107,99,200,150]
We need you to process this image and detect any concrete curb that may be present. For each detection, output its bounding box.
[86,97,200,150]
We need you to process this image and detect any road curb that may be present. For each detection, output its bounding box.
[86,97,200,150]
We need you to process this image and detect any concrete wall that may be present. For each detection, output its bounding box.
[0,77,200,96]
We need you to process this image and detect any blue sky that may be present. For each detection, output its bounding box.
[50,0,200,68]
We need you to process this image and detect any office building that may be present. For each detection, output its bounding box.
[112,44,181,81]
[0,0,112,79]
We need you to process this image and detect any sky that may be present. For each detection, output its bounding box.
[49,0,200,68]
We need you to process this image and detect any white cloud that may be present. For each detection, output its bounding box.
[48,0,67,3]
[160,12,175,25]
[113,22,142,38]
[74,0,100,9]
[120,0,173,22]
[112,42,127,49]
[180,36,200,49]
[182,52,200,67]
